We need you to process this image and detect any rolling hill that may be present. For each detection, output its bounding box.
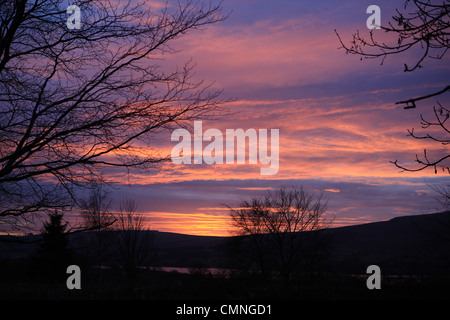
[1,212,450,276]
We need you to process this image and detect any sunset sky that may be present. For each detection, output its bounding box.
[94,0,450,236]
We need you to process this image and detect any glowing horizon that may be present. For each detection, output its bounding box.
[58,0,450,237]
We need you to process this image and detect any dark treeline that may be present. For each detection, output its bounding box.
[1,212,450,299]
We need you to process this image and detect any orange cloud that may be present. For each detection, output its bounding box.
[143,211,232,236]
[83,3,450,236]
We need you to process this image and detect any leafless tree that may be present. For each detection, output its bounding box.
[115,198,156,290]
[79,179,115,231]
[335,1,450,174]
[228,187,332,283]
[0,0,227,233]
[430,183,450,210]
[79,178,116,266]
[407,183,450,243]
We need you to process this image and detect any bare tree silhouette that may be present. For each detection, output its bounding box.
[430,183,450,210]
[228,187,331,284]
[335,1,450,174]
[79,178,116,267]
[0,0,227,233]
[115,198,156,291]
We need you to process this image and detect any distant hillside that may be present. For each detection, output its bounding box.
[323,212,450,275]
[152,212,450,274]
[1,212,450,275]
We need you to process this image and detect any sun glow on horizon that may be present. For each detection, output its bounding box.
[53,0,450,237]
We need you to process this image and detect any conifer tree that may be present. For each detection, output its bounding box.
[34,211,72,279]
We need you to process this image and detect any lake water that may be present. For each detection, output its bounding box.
[151,266,236,277]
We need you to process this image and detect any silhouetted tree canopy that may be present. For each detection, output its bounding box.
[115,198,156,290]
[228,187,332,283]
[33,211,73,278]
[0,0,226,232]
[336,0,450,174]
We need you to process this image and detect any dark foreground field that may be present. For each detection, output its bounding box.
[1,261,450,300]
[1,212,450,300]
